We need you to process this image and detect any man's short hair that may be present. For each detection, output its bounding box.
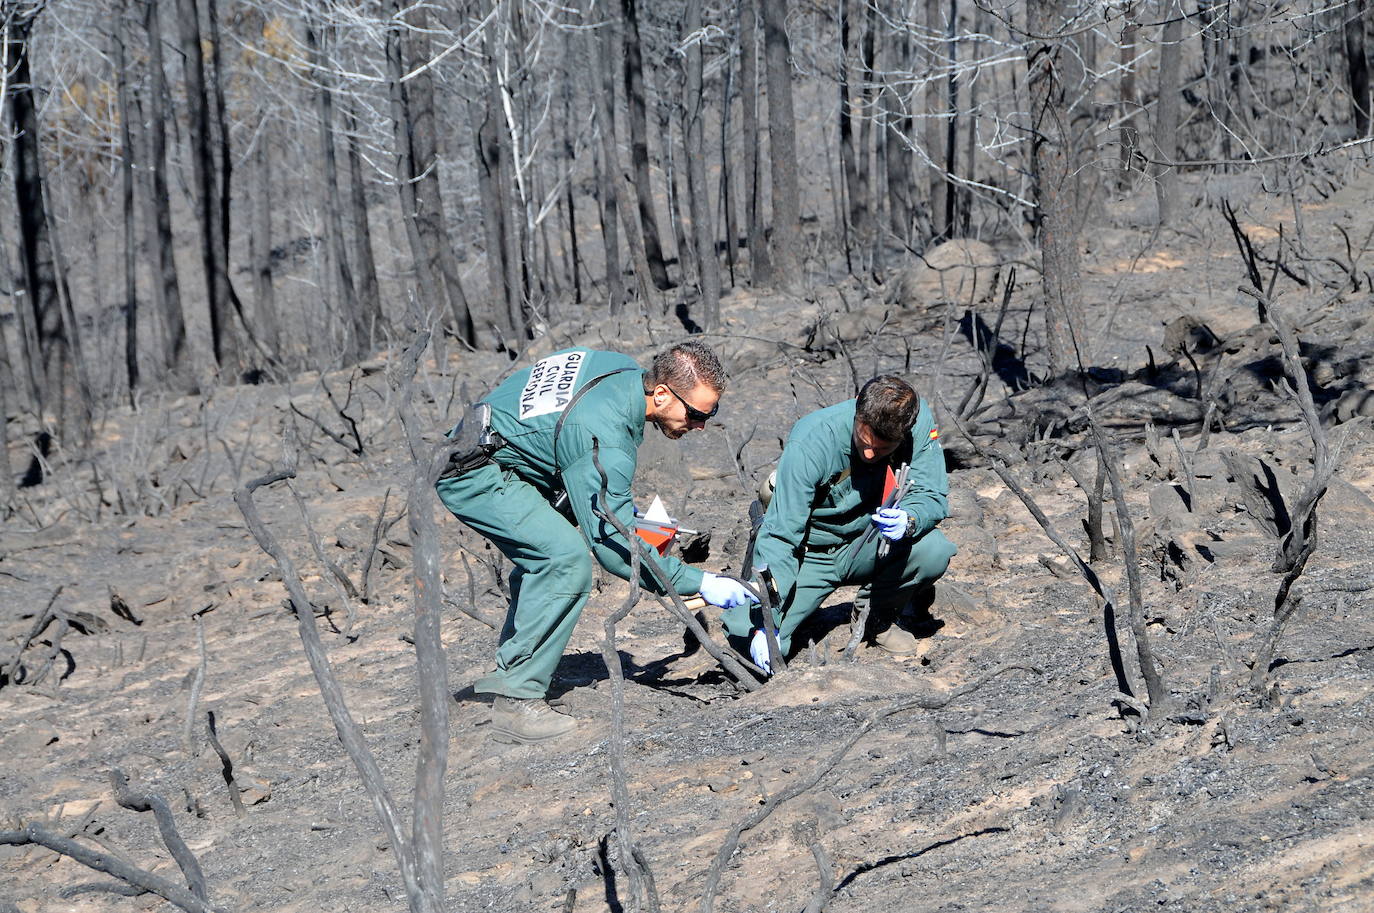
[855,375,919,441]
[645,340,727,393]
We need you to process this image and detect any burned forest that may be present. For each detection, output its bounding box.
[2,0,1374,911]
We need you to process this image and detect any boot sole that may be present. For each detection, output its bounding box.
[489,723,577,744]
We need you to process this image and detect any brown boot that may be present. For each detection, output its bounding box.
[872,618,921,654]
[490,696,577,744]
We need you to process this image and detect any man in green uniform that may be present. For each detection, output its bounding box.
[723,375,957,670]
[437,342,755,742]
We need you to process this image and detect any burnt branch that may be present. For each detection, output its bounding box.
[205,711,246,817]
[1062,449,1109,562]
[289,402,362,457]
[60,882,146,898]
[1,586,64,687]
[233,437,429,907]
[843,592,871,661]
[588,441,763,691]
[108,768,208,902]
[593,451,661,913]
[182,617,207,755]
[321,370,366,456]
[1237,288,1341,696]
[801,829,834,913]
[941,400,1140,714]
[449,549,500,630]
[288,482,358,635]
[394,329,452,913]
[699,665,1035,913]
[360,487,392,605]
[1087,413,1170,711]
[0,823,223,913]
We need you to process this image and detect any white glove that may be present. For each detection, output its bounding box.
[871,507,910,542]
[750,628,778,675]
[698,572,757,609]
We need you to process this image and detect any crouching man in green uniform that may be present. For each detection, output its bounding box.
[722,375,957,670]
[437,342,755,742]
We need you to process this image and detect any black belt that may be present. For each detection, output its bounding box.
[437,404,507,481]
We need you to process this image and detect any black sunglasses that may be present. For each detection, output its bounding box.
[665,385,718,422]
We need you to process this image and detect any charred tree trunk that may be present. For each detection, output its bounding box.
[306,22,362,360]
[343,104,383,345]
[206,0,236,316]
[839,0,858,265]
[176,0,239,373]
[6,7,66,413]
[924,0,949,241]
[684,0,720,327]
[858,2,877,241]
[560,55,583,305]
[589,10,624,315]
[1154,0,1183,225]
[386,0,476,345]
[140,0,185,374]
[474,78,513,338]
[739,0,771,286]
[623,0,671,290]
[942,0,960,237]
[720,55,738,287]
[1346,0,1370,136]
[474,27,525,342]
[1027,0,1088,375]
[763,0,801,287]
[249,130,279,356]
[885,14,916,245]
[1118,12,1138,186]
[114,3,139,400]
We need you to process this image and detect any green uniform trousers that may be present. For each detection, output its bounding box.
[436,462,593,699]
[723,527,957,655]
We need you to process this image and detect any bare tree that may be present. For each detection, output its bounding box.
[684,0,720,326]
[738,0,771,286]
[1153,0,1184,225]
[1025,0,1088,375]
[763,0,802,287]
[385,0,476,347]
[623,0,672,290]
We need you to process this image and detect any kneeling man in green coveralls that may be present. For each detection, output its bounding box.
[722,375,957,671]
[437,342,756,742]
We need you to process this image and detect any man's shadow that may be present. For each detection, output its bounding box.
[450,636,725,708]
[770,594,947,661]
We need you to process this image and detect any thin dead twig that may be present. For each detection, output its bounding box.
[592,451,661,913]
[361,487,392,605]
[182,617,207,755]
[205,711,246,818]
[1,586,64,687]
[699,665,1035,913]
[288,481,358,635]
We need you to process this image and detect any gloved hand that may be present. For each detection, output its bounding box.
[749,628,779,675]
[871,507,910,542]
[698,572,758,609]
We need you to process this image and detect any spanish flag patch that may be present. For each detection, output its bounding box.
[929,427,940,441]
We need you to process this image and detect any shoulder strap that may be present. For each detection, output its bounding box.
[552,367,636,471]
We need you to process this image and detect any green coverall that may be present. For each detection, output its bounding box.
[722,398,957,654]
[436,349,705,699]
